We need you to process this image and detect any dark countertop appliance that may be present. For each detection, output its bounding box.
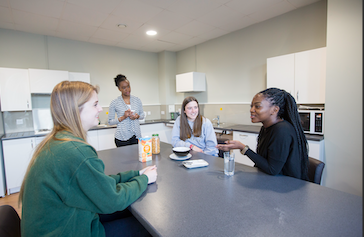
[170,112,180,120]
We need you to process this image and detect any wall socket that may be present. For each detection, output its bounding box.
[16,119,23,125]
[161,111,165,115]
[147,111,151,115]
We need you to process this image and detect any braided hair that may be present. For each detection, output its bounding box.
[114,74,128,87]
[259,88,309,180]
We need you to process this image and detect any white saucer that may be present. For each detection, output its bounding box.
[169,153,192,161]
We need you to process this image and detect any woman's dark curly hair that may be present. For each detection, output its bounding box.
[114,74,128,87]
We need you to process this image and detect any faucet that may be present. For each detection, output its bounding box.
[212,115,220,126]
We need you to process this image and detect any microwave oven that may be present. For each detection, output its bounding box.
[298,110,324,135]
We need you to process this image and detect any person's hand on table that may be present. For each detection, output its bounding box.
[141,165,157,184]
[216,140,245,151]
[191,145,203,153]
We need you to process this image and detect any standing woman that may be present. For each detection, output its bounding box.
[172,96,218,156]
[20,81,157,237]
[217,88,309,180]
[108,74,145,147]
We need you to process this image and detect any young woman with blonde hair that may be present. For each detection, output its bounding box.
[20,81,156,237]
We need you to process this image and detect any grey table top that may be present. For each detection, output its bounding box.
[97,142,362,237]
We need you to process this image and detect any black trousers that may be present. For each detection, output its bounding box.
[115,135,138,147]
[100,209,151,237]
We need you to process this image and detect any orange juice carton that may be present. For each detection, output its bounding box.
[139,136,152,162]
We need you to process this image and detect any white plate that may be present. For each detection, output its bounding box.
[169,153,192,160]
[183,159,209,169]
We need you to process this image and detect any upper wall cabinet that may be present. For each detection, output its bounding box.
[69,72,91,83]
[176,72,206,92]
[267,47,326,104]
[0,67,32,111]
[28,68,69,93]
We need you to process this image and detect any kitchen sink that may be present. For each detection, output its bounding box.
[212,122,225,127]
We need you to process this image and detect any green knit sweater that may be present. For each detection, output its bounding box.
[21,131,148,237]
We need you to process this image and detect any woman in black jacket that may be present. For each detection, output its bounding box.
[217,88,309,180]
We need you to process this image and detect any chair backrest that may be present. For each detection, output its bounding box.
[0,205,21,237]
[308,157,325,185]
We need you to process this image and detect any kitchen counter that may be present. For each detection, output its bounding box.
[98,143,362,237]
[1,119,324,141]
[0,119,170,140]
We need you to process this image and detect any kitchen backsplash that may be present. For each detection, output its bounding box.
[3,111,34,133]
[2,103,257,134]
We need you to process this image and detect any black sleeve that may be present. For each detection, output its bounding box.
[245,127,292,175]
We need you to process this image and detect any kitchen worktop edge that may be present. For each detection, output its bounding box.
[0,119,324,141]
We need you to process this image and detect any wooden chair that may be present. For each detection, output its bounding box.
[308,157,325,185]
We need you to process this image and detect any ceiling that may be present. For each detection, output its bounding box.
[0,0,320,53]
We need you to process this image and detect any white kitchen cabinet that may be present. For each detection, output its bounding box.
[267,53,295,95]
[0,67,32,111]
[141,123,172,144]
[294,48,326,103]
[98,128,117,151]
[0,143,5,197]
[233,131,258,167]
[28,68,69,93]
[87,130,99,151]
[2,137,37,194]
[69,72,91,83]
[267,47,326,103]
[308,140,325,162]
[176,72,206,92]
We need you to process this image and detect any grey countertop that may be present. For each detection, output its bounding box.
[1,119,324,141]
[98,143,362,237]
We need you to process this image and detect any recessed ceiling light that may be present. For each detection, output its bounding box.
[146,30,157,36]
[117,24,127,28]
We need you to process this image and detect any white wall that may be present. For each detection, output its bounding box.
[324,0,362,196]
[176,1,327,104]
[0,30,160,107]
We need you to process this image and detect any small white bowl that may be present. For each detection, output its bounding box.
[172,147,190,157]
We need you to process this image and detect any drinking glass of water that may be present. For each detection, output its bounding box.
[224,151,235,176]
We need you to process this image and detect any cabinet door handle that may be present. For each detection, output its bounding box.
[239,134,248,138]
[296,91,299,101]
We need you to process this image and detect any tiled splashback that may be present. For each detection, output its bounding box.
[2,100,258,134]
[101,103,256,126]
[3,111,34,133]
